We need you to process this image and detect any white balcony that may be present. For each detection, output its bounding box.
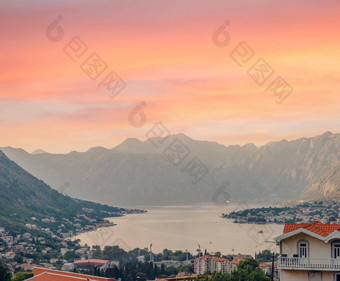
[278,257,340,271]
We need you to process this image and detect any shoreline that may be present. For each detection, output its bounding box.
[73,204,282,255]
[68,209,147,241]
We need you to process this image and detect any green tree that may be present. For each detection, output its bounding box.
[11,271,33,281]
[232,258,268,281]
[255,250,277,263]
[154,264,159,276]
[0,262,11,281]
[14,253,23,264]
[160,263,165,275]
[92,245,103,259]
[63,251,80,262]
[103,246,128,261]
[211,271,231,281]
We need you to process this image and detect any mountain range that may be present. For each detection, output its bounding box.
[1,131,340,206]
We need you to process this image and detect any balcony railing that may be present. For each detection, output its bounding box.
[278,257,340,271]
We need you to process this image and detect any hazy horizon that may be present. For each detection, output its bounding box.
[2,130,339,154]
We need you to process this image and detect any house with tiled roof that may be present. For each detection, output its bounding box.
[27,267,117,281]
[274,221,340,281]
[74,259,110,270]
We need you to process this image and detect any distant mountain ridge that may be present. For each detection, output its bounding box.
[2,132,339,206]
[31,149,47,154]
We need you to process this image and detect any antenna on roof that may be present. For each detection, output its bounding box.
[196,244,201,257]
[149,244,153,262]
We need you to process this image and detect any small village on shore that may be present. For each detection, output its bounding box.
[222,200,340,225]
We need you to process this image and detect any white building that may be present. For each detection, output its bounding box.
[0,227,5,234]
[60,248,69,255]
[194,255,234,274]
[275,221,340,281]
[194,256,213,274]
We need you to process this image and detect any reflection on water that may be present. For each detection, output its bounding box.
[74,203,283,255]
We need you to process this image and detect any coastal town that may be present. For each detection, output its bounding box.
[222,200,340,225]
[3,220,340,281]
[0,208,279,280]
[0,221,119,273]
[1,200,339,280]
[0,229,280,280]
[0,208,145,274]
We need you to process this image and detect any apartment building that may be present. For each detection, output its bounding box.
[194,255,233,274]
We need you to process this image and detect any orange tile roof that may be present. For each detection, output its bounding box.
[195,255,229,262]
[32,268,116,281]
[196,255,213,260]
[212,257,229,262]
[74,259,109,266]
[283,221,340,237]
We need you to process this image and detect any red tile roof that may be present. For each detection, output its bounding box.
[214,257,230,262]
[283,221,340,237]
[74,259,109,266]
[176,272,190,277]
[259,263,271,268]
[32,268,116,281]
[195,255,229,262]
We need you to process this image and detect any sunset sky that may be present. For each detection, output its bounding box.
[1,0,339,153]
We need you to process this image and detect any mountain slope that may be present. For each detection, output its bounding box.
[0,150,126,235]
[2,132,340,206]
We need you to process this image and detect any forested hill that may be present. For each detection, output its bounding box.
[0,150,129,236]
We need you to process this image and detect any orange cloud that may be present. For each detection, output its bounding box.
[0,0,339,152]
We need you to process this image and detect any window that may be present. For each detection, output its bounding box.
[308,271,322,281]
[334,273,340,281]
[332,241,340,259]
[298,240,309,258]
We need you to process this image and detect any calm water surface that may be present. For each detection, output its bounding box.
[75,204,283,255]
